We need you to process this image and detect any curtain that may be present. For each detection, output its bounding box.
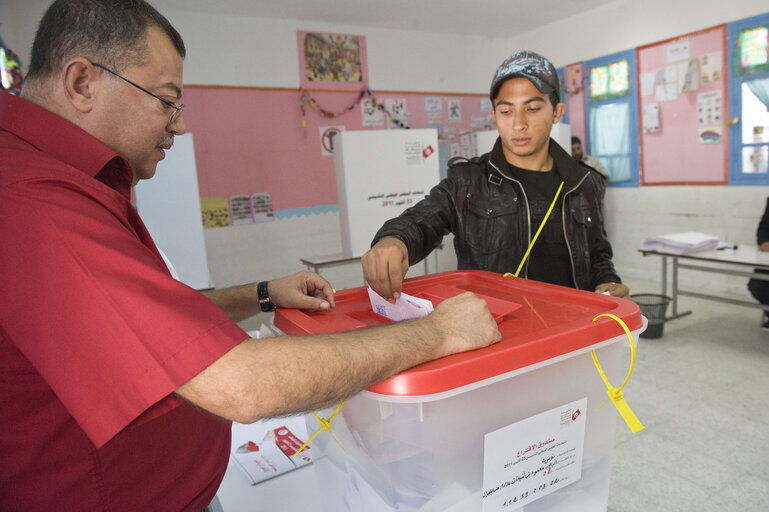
[746,76,769,111]
[589,101,631,182]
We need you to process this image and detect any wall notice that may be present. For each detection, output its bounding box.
[482,398,587,511]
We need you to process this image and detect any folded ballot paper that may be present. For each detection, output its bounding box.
[640,231,719,255]
[367,286,434,321]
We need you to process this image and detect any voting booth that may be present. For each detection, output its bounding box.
[334,129,440,258]
[274,270,643,512]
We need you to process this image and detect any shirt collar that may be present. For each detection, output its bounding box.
[0,92,133,197]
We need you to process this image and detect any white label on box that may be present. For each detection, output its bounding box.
[481,398,587,511]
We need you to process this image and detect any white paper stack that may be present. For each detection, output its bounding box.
[640,232,719,255]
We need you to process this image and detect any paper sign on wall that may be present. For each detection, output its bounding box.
[482,398,587,511]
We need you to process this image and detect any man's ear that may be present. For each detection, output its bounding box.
[62,58,99,114]
[553,102,566,124]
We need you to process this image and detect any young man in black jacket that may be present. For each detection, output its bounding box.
[362,50,629,302]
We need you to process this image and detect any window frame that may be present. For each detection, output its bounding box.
[728,12,769,185]
[584,49,641,187]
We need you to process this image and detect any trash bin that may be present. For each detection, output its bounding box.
[631,293,672,339]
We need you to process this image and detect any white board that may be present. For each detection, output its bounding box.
[473,129,498,156]
[134,133,212,290]
[334,129,440,258]
[473,123,571,157]
[550,122,572,153]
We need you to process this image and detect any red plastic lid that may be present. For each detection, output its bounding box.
[274,270,642,397]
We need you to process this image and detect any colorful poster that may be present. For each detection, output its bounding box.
[251,193,274,223]
[200,196,230,229]
[361,98,384,127]
[447,98,463,122]
[425,96,443,118]
[677,59,700,93]
[643,104,661,133]
[319,125,345,156]
[229,194,253,226]
[385,98,409,129]
[665,39,691,63]
[700,52,722,83]
[697,90,722,126]
[297,31,368,91]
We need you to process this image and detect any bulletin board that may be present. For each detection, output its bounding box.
[180,85,495,224]
[637,25,729,184]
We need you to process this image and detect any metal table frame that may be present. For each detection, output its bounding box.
[639,247,769,320]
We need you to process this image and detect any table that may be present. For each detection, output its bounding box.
[639,247,769,319]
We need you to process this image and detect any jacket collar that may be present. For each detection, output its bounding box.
[487,136,589,189]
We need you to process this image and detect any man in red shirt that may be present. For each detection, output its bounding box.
[0,1,501,510]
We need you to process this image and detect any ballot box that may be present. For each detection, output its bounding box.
[274,270,643,512]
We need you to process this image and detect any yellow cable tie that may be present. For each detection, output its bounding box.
[590,313,644,433]
[291,400,348,457]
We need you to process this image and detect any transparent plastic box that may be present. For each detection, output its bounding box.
[275,270,644,512]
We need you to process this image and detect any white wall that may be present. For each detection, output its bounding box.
[4,1,769,315]
[507,0,769,67]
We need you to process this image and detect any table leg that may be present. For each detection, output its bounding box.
[672,256,678,316]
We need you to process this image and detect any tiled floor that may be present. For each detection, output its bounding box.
[607,278,769,512]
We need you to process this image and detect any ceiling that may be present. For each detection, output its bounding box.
[151,0,616,38]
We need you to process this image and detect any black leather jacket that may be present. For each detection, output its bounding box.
[372,137,622,290]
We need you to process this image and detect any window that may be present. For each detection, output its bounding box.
[584,51,640,186]
[728,13,769,184]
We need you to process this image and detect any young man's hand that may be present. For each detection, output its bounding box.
[595,282,630,299]
[361,237,410,303]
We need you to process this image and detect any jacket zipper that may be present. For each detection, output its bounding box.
[491,159,591,287]
[561,174,590,287]
[489,160,531,277]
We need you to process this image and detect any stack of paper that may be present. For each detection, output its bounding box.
[640,232,719,255]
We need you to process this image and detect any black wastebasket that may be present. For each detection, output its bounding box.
[631,294,672,339]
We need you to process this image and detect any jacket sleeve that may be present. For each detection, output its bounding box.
[371,173,461,265]
[757,197,769,245]
[585,173,622,289]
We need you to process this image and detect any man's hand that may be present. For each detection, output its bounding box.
[268,270,335,311]
[424,292,502,358]
[759,241,769,252]
[361,237,410,303]
[595,282,630,299]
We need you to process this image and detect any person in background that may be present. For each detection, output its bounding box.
[747,197,769,331]
[362,50,628,303]
[571,136,610,184]
[0,1,501,510]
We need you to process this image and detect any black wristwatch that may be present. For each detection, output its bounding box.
[257,281,275,312]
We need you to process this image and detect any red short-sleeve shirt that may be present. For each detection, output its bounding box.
[0,93,249,511]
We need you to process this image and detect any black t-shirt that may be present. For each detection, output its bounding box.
[508,162,573,287]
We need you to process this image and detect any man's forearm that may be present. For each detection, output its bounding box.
[202,283,261,323]
[177,317,442,423]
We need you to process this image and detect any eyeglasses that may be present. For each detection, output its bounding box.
[90,62,184,124]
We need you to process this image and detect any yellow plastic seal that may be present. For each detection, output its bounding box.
[291,400,349,457]
[590,313,644,433]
